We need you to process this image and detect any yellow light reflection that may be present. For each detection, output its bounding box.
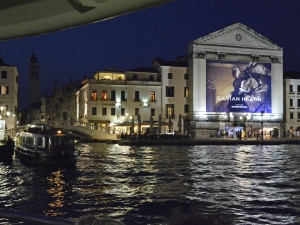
[45,169,66,216]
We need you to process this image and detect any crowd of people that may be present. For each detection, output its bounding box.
[119,131,193,141]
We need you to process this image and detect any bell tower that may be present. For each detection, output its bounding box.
[28,51,41,105]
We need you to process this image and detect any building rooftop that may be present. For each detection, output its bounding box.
[0,58,13,67]
[283,70,300,79]
[127,67,158,73]
[153,57,188,67]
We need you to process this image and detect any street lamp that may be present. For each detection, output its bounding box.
[261,111,264,140]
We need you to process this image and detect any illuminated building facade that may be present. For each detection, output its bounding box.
[188,23,283,137]
[76,68,163,133]
[0,58,18,129]
[283,71,300,134]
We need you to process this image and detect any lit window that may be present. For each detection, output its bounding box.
[150,91,155,102]
[91,89,97,100]
[0,86,9,94]
[166,104,174,118]
[184,87,188,97]
[101,90,107,101]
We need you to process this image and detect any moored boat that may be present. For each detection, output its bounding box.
[14,125,80,165]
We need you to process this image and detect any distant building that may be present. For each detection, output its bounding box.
[27,102,41,124]
[283,71,300,134]
[52,79,82,121]
[0,58,18,129]
[40,94,53,122]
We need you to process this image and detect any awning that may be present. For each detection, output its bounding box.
[88,120,110,124]
[116,121,134,126]
[116,120,170,126]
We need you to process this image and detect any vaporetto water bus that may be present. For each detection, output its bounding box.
[14,125,80,165]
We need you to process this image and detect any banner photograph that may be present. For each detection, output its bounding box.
[206,60,272,113]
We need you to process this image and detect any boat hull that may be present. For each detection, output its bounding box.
[14,148,78,166]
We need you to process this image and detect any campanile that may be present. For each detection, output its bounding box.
[28,52,41,105]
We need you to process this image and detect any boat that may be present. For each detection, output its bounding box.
[14,125,80,165]
[0,143,14,162]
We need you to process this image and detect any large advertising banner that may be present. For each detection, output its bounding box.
[206,60,272,113]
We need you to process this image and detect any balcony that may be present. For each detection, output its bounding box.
[134,98,141,102]
[126,79,161,86]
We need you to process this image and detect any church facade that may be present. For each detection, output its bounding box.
[187,23,283,137]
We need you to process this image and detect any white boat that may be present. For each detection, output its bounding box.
[14,126,80,165]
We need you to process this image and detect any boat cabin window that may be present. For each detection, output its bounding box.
[37,137,46,148]
[49,136,74,147]
[22,136,35,148]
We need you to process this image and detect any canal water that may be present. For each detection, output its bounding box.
[1,143,300,225]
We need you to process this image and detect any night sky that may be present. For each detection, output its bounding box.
[0,0,299,109]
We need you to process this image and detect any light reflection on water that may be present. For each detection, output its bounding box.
[0,144,300,224]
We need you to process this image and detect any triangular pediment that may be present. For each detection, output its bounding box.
[193,23,281,50]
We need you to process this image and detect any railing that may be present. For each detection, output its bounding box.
[5,121,119,141]
[45,120,118,140]
[5,126,26,138]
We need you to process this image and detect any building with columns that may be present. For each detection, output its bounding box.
[187,22,283,137]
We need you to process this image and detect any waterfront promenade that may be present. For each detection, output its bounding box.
[116,137,300,146]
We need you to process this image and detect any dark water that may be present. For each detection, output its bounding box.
[1,143,300,225]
